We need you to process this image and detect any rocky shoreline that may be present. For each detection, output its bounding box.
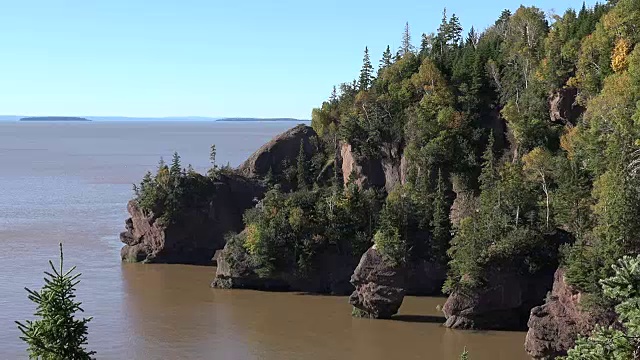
[120,121,611,359]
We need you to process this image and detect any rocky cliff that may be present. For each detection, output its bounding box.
[212,232,356,294]
[524,268,616,359]
[120,173,264,264]
[120,125,319,265]
[339,141,406,193]
[239,124,320,190]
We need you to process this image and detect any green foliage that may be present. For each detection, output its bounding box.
[240,184,382,277]
[460,347,470,360]
[563,255,640,360]
[135,152,217,224]
[296,140,309,190]
[359,46,374,91]
[16,243,95,360]
[208,144,219,177]
[444,139,555,292]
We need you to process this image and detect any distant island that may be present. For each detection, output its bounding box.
[217,117,306,122]
[20,116,91,122]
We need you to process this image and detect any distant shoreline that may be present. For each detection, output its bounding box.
[20,116,91,122]
[216,118,308,122]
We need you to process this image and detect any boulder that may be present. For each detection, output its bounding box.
[238,124,319,189]
[120,173,264,265]
[349,246,406,319]
[549,87,584,126]
[524,268,616,359]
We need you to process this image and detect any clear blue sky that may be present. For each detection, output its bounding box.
[0,0,597,119]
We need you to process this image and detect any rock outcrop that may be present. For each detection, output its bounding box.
[120,173,264,265]
[339,142,406,193]
[524,268,616,359]
[239,124,319,189]
[443,230,572,330]
[549,87,584,126]
[340,142,386,189]
[212,235,356,294]
[442,269,554,330]
[406,258,447,296]
[349,246,406,319]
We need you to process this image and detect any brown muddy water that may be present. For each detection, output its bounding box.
[0,121,529,359]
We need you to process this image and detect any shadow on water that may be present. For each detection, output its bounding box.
[391,314,446,323]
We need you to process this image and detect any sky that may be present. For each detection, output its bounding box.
[0,0,598,119]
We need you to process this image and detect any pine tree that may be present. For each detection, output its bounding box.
[16,243,96,360]
[399,22,414,56]
[437,8,450,55]
[380,45,393,69]
[208,144,219,177]
[420,33,435,57]
[479,134,498,192]
[157,157,166,172]
[170,151,181,178]
[466,26,478,48]
[431,169,451,264]
[297,140,308,190]
[448,14,463,45]
[329,86,338,103]
[358,46,374,90]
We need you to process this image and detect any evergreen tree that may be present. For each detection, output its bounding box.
[437,8,450,56]
[431,168,452,263]
[330,86,338,103]
[358,46,374,90]
[420,33,435,57]
[466,26,478,48]
[399,22,414,56]
[448,14,463,45]
[380,45,393,69]
[170,151,181,178]
[208,144,218,177]
[16,243,95,360]
[297,140,308,190]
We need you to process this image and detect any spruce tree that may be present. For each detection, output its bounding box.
[399,22,414,56]
[170,151,181,178]
[380,45,393,70]
[16,243,95,360]
[420,33,434,57]
[208,144,219,177]
[296,140,308,190]
[358,46,374,90]
[431,169,451,264]
[437,8,450,55]
[448,14,463,45]
[329,86,338,103]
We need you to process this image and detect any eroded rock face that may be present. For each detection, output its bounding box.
[442,269,555,330]
[524,269,616,359]
[239,124,319,189]
[120,173,264,265]
[339,142,406,193]
[406,258,447,296]
[340,142,386,189]
[349,246,406,319]
[211,236,356,294]
[549,87,584,126]
[443,230,571,330]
